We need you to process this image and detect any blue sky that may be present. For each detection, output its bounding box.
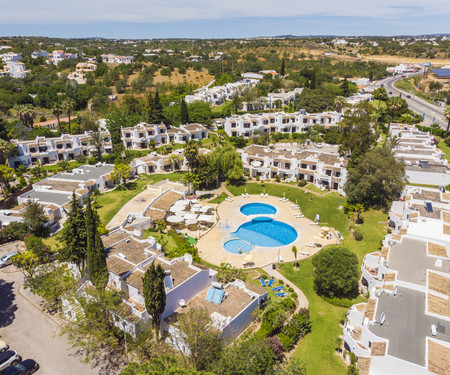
[0,1,449,38]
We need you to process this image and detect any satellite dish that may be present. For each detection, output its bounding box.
[380,312,386,326]
[393,286,398,296]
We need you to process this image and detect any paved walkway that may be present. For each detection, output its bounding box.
[262,265,309,312]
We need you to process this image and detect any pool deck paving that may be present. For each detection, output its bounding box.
[196,194,338,269]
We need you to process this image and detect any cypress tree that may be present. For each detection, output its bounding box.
[59,192,87,270]
[143,262,166,339]
[153,90,164,124]
[280,58,285,77]
[86,198,108,290]
[145,93,155,123]
[310,71,316,90]
[180,98,190,125]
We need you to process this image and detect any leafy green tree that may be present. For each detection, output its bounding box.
[171,308,222,371]
[338,110,377,163]
[184,141,199,194]
[231,94,243,114]
[444,106,450,134]
[10,104,37,127]
[210,144,243,181]
[106,110,140,150]
[387,96,407,119]
[345,146,406,208]
[23,199,48,237]
[216,262,244,284]
[0,164,15,194]
[143,261,166,339]
[195,154,218,189]
[187,101,213,125]
[347,364,360,375]
[373,87,388,101]
[340,79,352,97]
[111,162,132,187]
[62,97,76,134]
[89,128,106,161]
[312,246,359,299]
[85,199,108,290]
[59,192,87,270]
[180,97,190,125]
[334,96,346,112]
[120,355,213,375]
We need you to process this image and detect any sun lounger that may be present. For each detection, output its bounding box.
[268,279,274,287]
[241,193,246,198]
[273,286,284,292]
[260,278,267,287]
[261,193,265,197]
[245,193,250,198]
[265,193,269,198]
[309,222,319,226]
[305,242,317,247]
[299,251,310,256]
[295,214,305,218]
[276,292,288,297]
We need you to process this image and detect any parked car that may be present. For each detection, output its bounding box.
[0,252,19,268]
[0,340,9,353]
[388,91,393,95]
[2,360,39,375]
[0,350,19,373]
[406,95,411,98]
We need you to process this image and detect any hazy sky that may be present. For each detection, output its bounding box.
[0,0,449,38]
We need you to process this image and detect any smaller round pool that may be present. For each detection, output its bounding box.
[240,203,277,216]
[223,239,253,254]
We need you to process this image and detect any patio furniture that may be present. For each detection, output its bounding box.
[276,292,288,297]
[260,278,267,287]
[242,193,246,198]
[268,279,274,287]
[245,193,250,198]
[265,193,269,198]
[261,193,264,197]
[273,286,284,292]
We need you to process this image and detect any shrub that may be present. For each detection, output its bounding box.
[353,229,364,241]
[445,136,450,147]
[278,310,312,351]
[312,246,359,299]
[288,287,294,293]
[262,274,268,279]
[265,336,285,362]
[278,279,284,285]
[282,297,296,311]
[275,175,281,182]
[291,292,298,299]
[298,180,307,187]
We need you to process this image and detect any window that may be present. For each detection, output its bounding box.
[312,165,317,170]
[125,133,130,138]
[301,163,307,169]
[285,163,290,169]
[139,133,145,138]
[335,171,341,177]
[326,170,332,176]
[231,123,236,128]
[274,162,279,167]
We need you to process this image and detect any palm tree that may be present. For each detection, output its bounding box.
[292,246,298,269]
[352,203,365,224]
[89,128,105,161]
[334,96,346,113]
[10,104,37,127]
[387,97,403,122]
[444,106,450,135]
[52,102,63,133]
[62,98,76,134]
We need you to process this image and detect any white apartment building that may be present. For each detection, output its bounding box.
[185,79,259,105]
[240,144,347,192]
[224,111,342,138]
[9,132,113,168]
[2,61,29,78]
[390,124,450,186]
[0,52,21,63]
[121,123,208,150]
[48,50,77,65]
[76,62,96,72]
[242,88,304,111]
[344,186,450,375]
[100,54,134,64]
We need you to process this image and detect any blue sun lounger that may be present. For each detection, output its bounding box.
[260,278,267,287]
[273,286,284,292]
[267,279,274,287]
[276,292,288,297]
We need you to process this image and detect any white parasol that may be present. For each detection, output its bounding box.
[197,214,214,222]
[170,205,186,213]
[167,215,183,223]
[184,213,198,221]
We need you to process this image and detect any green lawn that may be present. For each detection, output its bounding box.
[142,230,178,252]
[208,192,229,204]
[96,172,184,225]
[305,184,323,193]
[371,100,387,111]
[437,137,450,161]
[394,79,432,103]
[226,181,388,374]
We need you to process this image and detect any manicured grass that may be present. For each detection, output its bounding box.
[437,137,450,161]
[279,261,348,375]
[208,192,229,204]
[371,100,387,111]
[142,230,178,252]
[408,182,440,188]
[96,173,184,225]
[305,184,322,193]
[42,161,84,174]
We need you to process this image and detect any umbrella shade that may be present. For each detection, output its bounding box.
[200,206,212,213]
[190,206,202,212]
[167,215,183,223]
[174,200,189,206]
[197,214,214,222]
[175,211,186,217]
[170,205,186,213]
[185,219,197,225]
[184,213,198,220]
[244,254,253,262]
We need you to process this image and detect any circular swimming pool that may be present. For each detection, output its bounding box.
[223,217,297,253]
[240,202,277,216]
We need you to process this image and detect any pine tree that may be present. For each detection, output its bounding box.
[143,262,166,339]
[59,192,87,270]
[280,58,285,76]
[86,198,108,290]
[180,98,190,125]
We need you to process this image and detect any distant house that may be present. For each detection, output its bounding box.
[431,68,450,79]
[0,52,21,63]
[100,54,133,64]
[31,50,51,59]
[2,61,29,78]
[48,50,77,65]
[75,62,97,72]
[241,72,264,80]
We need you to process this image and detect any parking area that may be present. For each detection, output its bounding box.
[0,242,101,375]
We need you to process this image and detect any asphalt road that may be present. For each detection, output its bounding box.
[0,242,101,375]
[381,74,446,128]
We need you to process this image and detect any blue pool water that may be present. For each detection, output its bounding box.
[223,217,297,253]
[223,239,254,254]
[240,203,277,216]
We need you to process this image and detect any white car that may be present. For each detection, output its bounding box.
[0,350,19,372]
[0,251,19,268]
[0,340,9,353]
